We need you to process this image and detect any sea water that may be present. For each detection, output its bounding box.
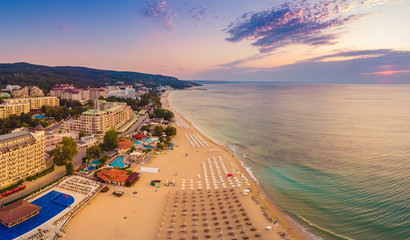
[168,84,410,240]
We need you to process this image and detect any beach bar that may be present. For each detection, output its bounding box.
[0,200,41,228]
[97,168,129,185]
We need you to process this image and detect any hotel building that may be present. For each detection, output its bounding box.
[0,128,46,188]
[3,96,59,110]
[0,102,30,119]
[63,100,134,137]
[50,84,106,102]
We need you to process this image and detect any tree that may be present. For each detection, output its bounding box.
[102,130,118,151]
[50,137,78,166]
[153,97,162,108]
[151,109,174,121]
[79,130,86,139]
[86,145,102,159]
[153,126,164,136]
[100,154,109,165]
[65,162,74,175]
[157,142,165,150]
[129,145,136,153]
[164,126,176,136]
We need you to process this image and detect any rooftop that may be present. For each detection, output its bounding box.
[0,129,31,144]
[0,200,41,225]
[118,138,133,150]
[97,169,129,183]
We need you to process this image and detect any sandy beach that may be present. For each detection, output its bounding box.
[62,91,307,240]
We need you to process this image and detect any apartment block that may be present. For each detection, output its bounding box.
[0,102,30,119]
[50,84,106,102]
[3,97,59,110]
[63,100,133,137]
[0,128,46,188]
[11,86,44,98]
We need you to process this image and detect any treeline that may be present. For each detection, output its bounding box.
[42,99,90,121]
[0,112,45,134]
[0,62,199,92]
[149,109,174,121]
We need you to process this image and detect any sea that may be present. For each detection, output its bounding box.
[168,83,410,240]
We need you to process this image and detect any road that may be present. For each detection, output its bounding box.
[0,149,86,205]
[119,114,149,137]
[45,121,64,132]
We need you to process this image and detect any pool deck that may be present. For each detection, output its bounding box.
[14,176,103,240]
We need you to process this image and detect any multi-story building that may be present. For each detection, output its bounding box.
[3,97,59,110]
[0,92,11,98]
[0,128,46,188]
[4,85,21,92]
[63,100,134,137]
[50,84,106,102]
[45,131,79,151]
[11,86,44,98]
[0,102,30,119]
[106,87,136,100]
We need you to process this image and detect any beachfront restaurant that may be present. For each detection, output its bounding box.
[0,200,41,228]
[97,168,129,185]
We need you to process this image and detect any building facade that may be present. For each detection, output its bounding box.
[45,132,79,151]
[0,102,30,119]
[50,84,106,102]
[0,129,46,188]
[3,97,59,110]
[63,100,134,137]
[11,86,44,98]
[106,88,136,99]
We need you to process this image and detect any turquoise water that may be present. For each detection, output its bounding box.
[169,84,410,240]
[134,141,142,145]
[110,156,125,168]
[91,160,100,165]
[33,114,46,119]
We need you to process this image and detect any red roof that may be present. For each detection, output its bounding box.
[118,138,133,150]
[97,169,129,184]
[133,134,146,139]
[0,200,41,225]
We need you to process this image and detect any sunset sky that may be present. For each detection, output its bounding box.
[1,0,409,83]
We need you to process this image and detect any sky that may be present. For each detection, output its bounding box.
[1,0,409,83]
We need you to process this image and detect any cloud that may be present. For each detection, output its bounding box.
[143,0,175,30]
[224,0,387,53]
[189,49,410,83]
[190,7,208,20]
[57,25,72,31]
[217,53,273,69]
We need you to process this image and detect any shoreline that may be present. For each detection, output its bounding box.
[166,89,317,240]
[61,89,315,240]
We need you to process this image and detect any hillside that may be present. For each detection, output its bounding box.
[0,62,199,91]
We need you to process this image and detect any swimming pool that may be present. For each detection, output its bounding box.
[0,190,74,240]
[91,160,100,166]
[32,114,46,119]
[133,141,142,145]
[110,156,125,168]
[143,146,151,149]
